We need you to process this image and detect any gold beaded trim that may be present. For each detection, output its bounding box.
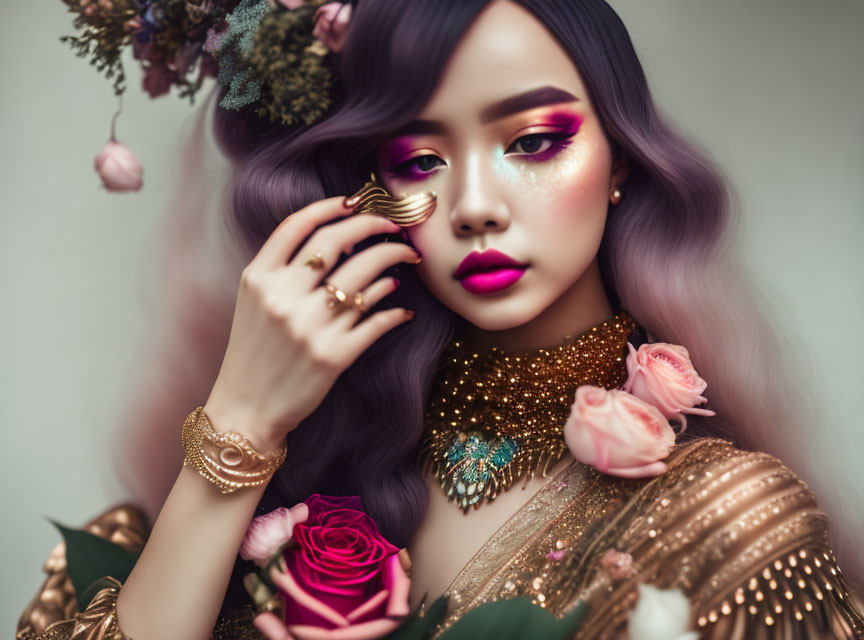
[695,548,863,635]
[422,310,639,511]
[181,406,287,494]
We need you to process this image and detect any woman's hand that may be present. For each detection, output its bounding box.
[203,196,420,451]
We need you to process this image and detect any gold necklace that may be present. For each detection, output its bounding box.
[422,310,639,512]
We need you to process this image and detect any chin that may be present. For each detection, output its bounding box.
[450,293,549,332]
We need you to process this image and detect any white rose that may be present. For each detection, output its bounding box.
[627,584,699,640]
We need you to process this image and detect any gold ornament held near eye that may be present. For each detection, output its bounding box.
[344,173,437,227]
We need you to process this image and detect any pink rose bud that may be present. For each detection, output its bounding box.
[240,504,309,568]
[277,0,305,8]
[564,385,675,479]
[599,549,635,582]
[93,140,143,193]
[622,342,716,427]
[312,3,353,53]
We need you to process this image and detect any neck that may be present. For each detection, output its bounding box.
[460,257,614,353]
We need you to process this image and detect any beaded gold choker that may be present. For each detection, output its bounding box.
[422,310,639,512]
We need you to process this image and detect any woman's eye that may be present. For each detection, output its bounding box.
[385,131,574,181]
[412,155,444,172]
[506,132,572,156]
[386,154,445,180]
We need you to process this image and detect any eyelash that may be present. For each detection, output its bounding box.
[384,131,575,181]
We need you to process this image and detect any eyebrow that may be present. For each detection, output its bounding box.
[386,86,580,138]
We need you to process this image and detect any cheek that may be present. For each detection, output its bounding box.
[514,141,611,240]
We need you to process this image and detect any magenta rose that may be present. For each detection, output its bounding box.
[253,495,411,640]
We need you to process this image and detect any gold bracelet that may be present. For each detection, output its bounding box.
[181,406,287,494]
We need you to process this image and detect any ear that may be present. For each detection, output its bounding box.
[610,154,630,190]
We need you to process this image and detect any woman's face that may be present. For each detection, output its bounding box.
[375,0,625,333]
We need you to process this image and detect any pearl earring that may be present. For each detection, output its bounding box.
[609,188,622,205]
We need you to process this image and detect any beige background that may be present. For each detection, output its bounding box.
[3,0,863,633]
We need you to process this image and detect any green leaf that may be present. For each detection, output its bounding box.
[437,598,588,640]
[383,594,450,640]
[48,519,141,612]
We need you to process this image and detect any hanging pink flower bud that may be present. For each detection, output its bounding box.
[277,0,305,8]
[312,3,353,53]
[93,140,143,193]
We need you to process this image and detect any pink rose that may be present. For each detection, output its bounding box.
[622,342,716,427]
[312,3,353,53]
[254,495,411,640]
[240,504,309,568]
[564,386,675,478]
[93,140,143,193]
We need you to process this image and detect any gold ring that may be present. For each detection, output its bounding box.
[324,282,368,313]
[325,281,350,309]
[352,291,367,313]
[304,249,325,270]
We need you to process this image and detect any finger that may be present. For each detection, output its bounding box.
[330,276,401,332]
[326,242,420,295]
[288,214,402,287]
[252,196,353,271]
[342,307,415,362]
[253,612,295,640]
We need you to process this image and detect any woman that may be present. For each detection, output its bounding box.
[17,0,864,638]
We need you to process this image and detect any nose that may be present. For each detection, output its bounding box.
[449,152,511,236]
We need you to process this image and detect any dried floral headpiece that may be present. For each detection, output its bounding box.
[59,0,355,192]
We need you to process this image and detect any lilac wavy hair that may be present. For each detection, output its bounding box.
[113,0,862,612]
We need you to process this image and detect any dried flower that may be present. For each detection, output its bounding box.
[312,2,352,53]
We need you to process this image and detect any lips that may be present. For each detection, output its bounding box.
[453,249,527,279]
[453,249,528,294]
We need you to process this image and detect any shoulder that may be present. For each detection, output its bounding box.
[16,503,149,638]
[642,436,826,563]
[660,436,820,515]
[640,437,864,637]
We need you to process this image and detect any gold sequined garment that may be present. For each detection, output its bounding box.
[423,310,638,511]
[18,327,864,639]
[437,438,864,639]
[20,440,863,639]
